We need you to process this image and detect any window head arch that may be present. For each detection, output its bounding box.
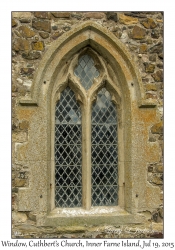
[74,54,99,90]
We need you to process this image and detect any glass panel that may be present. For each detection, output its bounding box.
[74,54,99,90]
[55,87,82,207]
[91,88,118,206]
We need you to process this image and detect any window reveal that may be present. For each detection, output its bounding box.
[55,87,82,207]
[91,88,118,206]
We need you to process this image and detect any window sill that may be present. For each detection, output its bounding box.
[44,207,145,227]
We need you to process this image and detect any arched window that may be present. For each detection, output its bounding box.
[54,54,118,208]
[91,88,118,206]
[55,87,82,207]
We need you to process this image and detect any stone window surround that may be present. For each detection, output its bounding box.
[50,47,123,212]
[18,21,161,227]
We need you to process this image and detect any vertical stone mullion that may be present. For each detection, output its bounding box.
[82,98,91,210]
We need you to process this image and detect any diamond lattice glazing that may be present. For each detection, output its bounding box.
[91,88,118,206]
[74,54,99,90]
[55,87,82,207]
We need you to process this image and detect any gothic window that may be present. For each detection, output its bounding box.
[91,88,118,206]
[54,53,118,208]
[55,88,82,207]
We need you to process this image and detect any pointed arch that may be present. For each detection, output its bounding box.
[20,21,155,108]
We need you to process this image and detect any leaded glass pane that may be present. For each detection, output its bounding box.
[91,88,118,206]
[55,87,82,207]
[74,54,99,90]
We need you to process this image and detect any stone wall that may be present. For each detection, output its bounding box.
[12,12,163,238]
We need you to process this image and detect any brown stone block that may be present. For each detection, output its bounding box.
[141,18,157,29]
[15,178,27,187]
[139,44,147,53]
[31,41,44,51]
[19,120,29,130]
[144,63,155,73]
[155,164,163,173]
[106,12,118,22]
[13,38,30,51]
[32,19,51,32]
[118,14,138,25]
[18,26,36,38]
[51,31,63,40]
[34,12,50,19]
[152,70,163,82]
[12,19,18,27]
[145,93,157,99]
[12,132,27,142]
[51,12,70,18]
[20,68,35,76]
[145,84,157,91]
[131,25,146,40]
[149,42,163,53]
[17,109,36,120]
[151,121,163,134]
[22,51,41,60]
[39,32,49,39]
[83,12,106,19]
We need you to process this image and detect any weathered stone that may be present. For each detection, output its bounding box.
[157,63,163,69]
[146,93,157,99]
[131,26,146,40]
[15,179,27,187]
[141,18,157,29]
[32,19,51,32]
[20,68,35,76]
[12,212,27,223]
[139,44,147,53]
[13,38,30,51]
[12,12,32,19]
[151,30,159,39]
[118,14,138,25]
[106,12,118,22]
[51,31,63,40]
[34,12,50,19]
[12,19,18,27]
[19,18,31,23]
[149,173,163,185]
[152,70,163,82]
[158,53,163,59]
[149,42,163,53]
[12,132,27,142]
[149,136,156,142]
[148,166,153,172]
[18,85,27,96]
[155,164,163,173]
[51,12,70,18]
[19,120,29,130]
[22,51,41,60]
[144,63,155,73]
[39,32,49,39]
[18,26,36,38]
[151,121,163,134]
[145,84,157,91]
[147,38,153,44]
[71,13,82,20]
[31,41,44,51]
[84,12,106,19]
[63,26,71,31]
[124,12,147,18]
[149,54,156,62]
[159,90,163,99]
[159,208,163,218]
[52,25,58,30]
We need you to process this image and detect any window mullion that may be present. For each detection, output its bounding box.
[82,98,91,210]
